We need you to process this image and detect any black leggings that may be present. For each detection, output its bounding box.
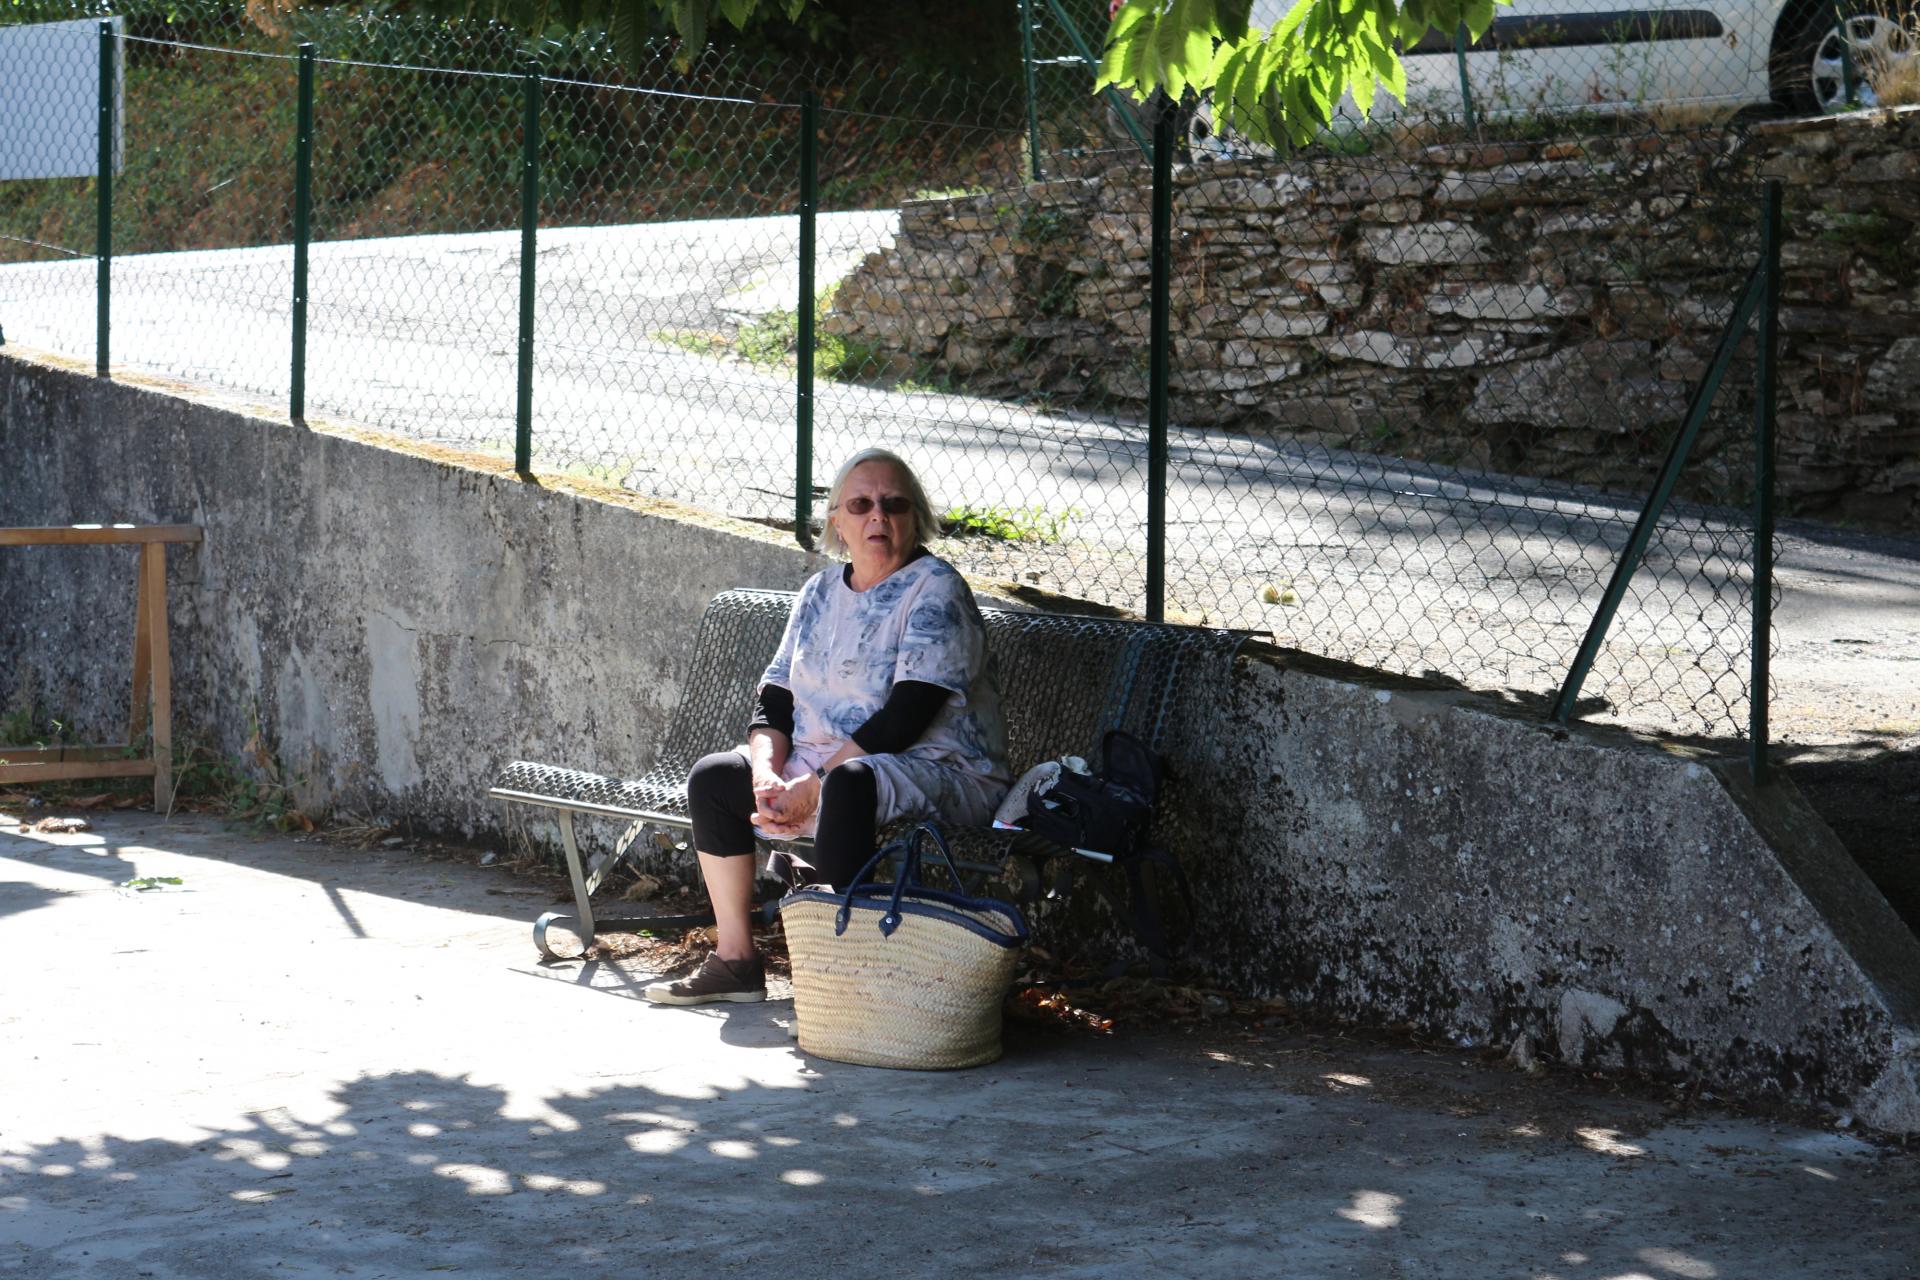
[686,751,880,887]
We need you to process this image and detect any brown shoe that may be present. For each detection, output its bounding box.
[643,952,766,1006]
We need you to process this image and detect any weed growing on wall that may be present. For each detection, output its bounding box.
[0,679,77,748]
[168,717,314,830]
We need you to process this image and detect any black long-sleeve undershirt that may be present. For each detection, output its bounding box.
[749,684,795,738]
[749,679,951,755]
[849,680,951,754]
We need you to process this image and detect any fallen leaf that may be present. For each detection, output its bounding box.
[1008,986,1115,1035]
[621,874,668,902]
[69,793,115,809]
[32,817,90,834]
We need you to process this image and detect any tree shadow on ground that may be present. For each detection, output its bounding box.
[0,824,139,923]
[5,1060,1915,1279]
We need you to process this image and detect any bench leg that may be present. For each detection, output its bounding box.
[533,810,599,961]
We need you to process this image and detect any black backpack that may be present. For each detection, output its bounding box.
[1021,729,1163,858]
[1019,729,1190,972]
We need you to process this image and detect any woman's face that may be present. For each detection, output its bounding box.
[831,460,916,579]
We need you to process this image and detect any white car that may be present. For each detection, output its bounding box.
[1170,0,1916,147]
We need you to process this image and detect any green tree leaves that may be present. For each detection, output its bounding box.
[1099,0,1509,147]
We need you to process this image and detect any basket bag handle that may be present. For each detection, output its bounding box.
[834,823,969,938]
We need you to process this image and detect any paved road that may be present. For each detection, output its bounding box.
[3,219,1916,745]
[4,812,1916,1278]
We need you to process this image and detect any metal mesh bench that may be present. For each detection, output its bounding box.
[491,587,1246,959]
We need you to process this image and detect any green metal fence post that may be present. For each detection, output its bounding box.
[1550,264,1767,723]
[1751,181,1782,785]
[1019,0,1043,182]
[291,43,314,422]
[795,91,818,551]
[1453,22,1478,132]
[1145,108,1172,622]
[95,19,113,377]
[515,62,541,475]
[1040,0,1150,161]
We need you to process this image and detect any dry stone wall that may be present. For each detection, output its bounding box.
[826,107,1920,530]
[1755,109,1920,527]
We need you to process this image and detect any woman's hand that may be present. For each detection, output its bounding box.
[750,771,821,838]
[750,767,790,830]
[750,762,787,803]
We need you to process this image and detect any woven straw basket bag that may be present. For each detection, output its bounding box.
[779,825,1029,1070]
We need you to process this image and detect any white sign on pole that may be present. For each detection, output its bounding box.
[0,16,125,181]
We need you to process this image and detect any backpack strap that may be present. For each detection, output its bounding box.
[1083,843,1192,979]
[1123,845,1192,976]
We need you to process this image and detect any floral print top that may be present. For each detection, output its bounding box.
[761,554,1010,783]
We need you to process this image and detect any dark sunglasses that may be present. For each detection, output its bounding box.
[840,495,913,516]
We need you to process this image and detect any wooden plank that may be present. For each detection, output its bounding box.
[146,544,174,813]
[0,759,157,783]
[0,525,202,547]
[130,547,153,744]
[0,744,141,764]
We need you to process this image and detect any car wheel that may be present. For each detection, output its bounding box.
[1186,92,1278,161]
[1772,4,1918,114]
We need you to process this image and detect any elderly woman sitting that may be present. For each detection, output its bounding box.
[644,448,1012,1006]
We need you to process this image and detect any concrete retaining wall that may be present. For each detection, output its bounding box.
[0,352,826,828]
[1182,657,1920,1131]
[3,348,1915,1132]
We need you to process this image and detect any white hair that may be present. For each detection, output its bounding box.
[819,448,937,557]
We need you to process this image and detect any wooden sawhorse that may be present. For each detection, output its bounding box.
[0,524,202,811]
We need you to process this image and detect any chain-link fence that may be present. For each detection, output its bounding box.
[0,15,116,368]
[2,0,1791,760]
[819,116,1775,743]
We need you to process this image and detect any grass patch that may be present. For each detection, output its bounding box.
[653,329,729,358]
[894,364,962,395]
[941,504,1075,542]
[736,308,800,367]
[659,286,891,386]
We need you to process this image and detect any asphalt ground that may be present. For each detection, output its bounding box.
[3,810,1916,1279]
